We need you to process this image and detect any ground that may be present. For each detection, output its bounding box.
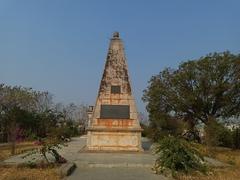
[0,166,60,180]
[1,136,240,180]
[65,136,167,180]
[68,167,165,180]
[1,136,167,180]
[177,146,240,180]
[0,141,39,161]
[0,141,60,180]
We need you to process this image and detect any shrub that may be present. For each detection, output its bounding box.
[153,136,206,176]
[23,137,67,164]
[140,123,150,137]
[182,129,201,143]
[204,120,233,148]
[218,127,233,148]
[49,124,79,140]
[148,117,184,142]
[232,127,240,149]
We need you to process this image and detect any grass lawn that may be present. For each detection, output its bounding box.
[0,141,60,180]
[177,146,240,180]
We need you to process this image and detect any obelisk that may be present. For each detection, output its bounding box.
[87,32,142,151]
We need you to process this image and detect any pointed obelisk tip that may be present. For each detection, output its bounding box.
[112,32,120,39]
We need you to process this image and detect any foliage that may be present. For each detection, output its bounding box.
[149,117,184,141]
[182,128,201,143]
[204,120,233,148]
[0,85,37,148]
[55,102,88,135]
[0,84,88,158]
[153,136,206,176]
[23,137,67,164]
[143,52,240,141]
[232,127,240,149]
[204,121,240,149]
[140,123,148,137]
[50,121,79,140]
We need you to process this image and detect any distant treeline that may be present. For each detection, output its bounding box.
[0,84,88,145]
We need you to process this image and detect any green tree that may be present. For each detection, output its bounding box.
[204,119,233,147]
[0,83,87,155]
[0,85,36,154]
[143,52,240,140]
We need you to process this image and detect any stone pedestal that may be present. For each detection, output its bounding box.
[87,130,142,151]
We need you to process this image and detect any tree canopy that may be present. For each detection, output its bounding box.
[0,84,88,148]
[143,52,240,139]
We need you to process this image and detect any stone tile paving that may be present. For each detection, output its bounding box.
[67,167,168,180]
[3,136,168,179]
[64,136,168,180]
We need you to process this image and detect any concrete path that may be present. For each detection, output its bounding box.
[68,167,168,180]
[64,136,167,180]
[3,136,168,179]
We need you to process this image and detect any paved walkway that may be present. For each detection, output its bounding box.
[64,136,167,180]
[68,167,167,180]
[4,136,168,180]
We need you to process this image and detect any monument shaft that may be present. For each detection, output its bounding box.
[87,32,143,151]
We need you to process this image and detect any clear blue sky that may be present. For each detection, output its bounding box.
[0,0,239,113]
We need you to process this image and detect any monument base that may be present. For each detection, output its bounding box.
[87,128,143,152]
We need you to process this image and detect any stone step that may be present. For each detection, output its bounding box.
[75,162,153,168]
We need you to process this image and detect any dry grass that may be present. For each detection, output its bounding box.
[0,166,60,180]
[0,141,39,161]
[177,168,240,180]
[0,142,60,180]
[177,145,240,180]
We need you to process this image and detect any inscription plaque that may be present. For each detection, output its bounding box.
[100,105,130,119]
[111,86,121,94]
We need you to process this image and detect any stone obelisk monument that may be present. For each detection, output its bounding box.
[86,32,143,151]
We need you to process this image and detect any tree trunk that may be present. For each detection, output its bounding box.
[9,121,17,155]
